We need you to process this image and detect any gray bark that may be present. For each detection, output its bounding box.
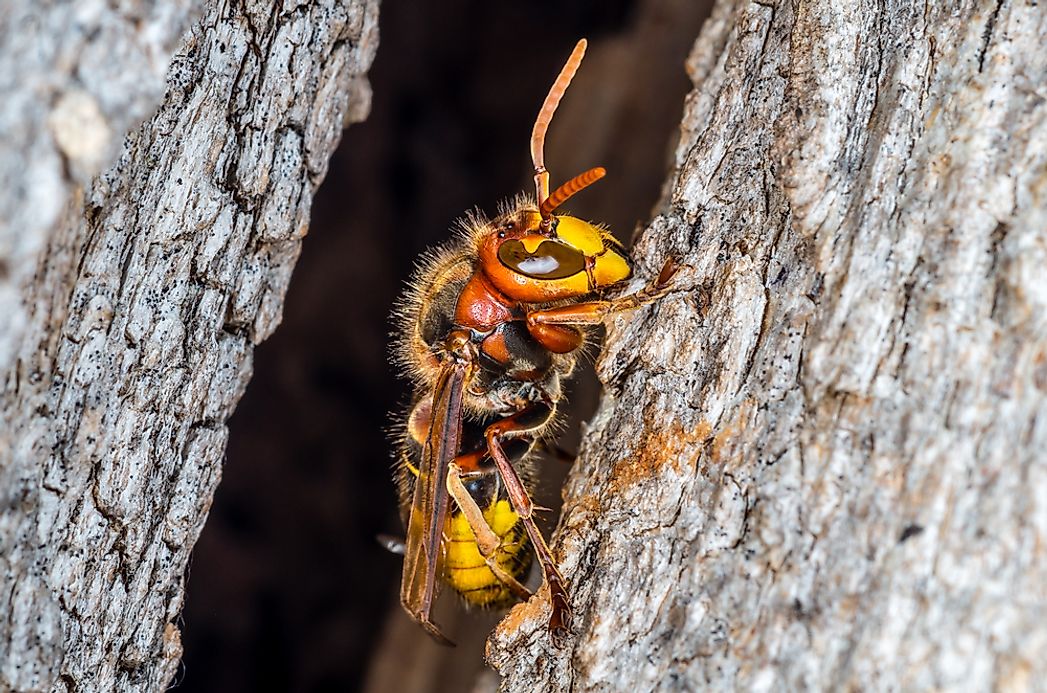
[489,0,1047,691]
[0,0,203,376]
[0,1,378,690]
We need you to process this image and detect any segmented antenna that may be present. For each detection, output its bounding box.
[539,167,606,218]
[531,39,587,215]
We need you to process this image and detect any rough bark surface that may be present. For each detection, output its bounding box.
[0,0,204,380]
[0,1,378,690]
[490,0,1047,690]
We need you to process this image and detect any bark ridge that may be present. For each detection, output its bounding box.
[0,1,379,690]
[489,1,1047,690]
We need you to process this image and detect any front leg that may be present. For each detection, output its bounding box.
[527,257,678,328]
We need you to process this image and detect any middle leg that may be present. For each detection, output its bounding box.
[482,403,574,641]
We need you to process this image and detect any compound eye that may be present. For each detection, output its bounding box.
[497,238,586,280]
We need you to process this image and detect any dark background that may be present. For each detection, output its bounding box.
[177,2,709,691]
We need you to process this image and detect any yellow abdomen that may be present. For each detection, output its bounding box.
[443,499,531,608]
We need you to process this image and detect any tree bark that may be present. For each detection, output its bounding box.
[0,1,378,690]
[0,0,203,376]
[489,0,1047,690]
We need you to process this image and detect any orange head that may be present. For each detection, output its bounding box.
[477,208,631,302]
[477,38,631,303]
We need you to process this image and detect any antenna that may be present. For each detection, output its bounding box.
[530,39,587,217]
[539,167,606,218]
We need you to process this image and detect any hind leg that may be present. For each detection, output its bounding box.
[482,404,573,642]
[445,462,532,600]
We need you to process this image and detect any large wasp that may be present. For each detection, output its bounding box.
[390,39,673,644]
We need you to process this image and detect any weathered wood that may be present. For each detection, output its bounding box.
[0,0,203,380]
[489,0,1047,690]
[0,1,379,690]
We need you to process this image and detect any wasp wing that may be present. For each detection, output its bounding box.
[399,360,468,646]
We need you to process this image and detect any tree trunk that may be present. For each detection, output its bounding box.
[489,0,1047,690]
[0,1,378,689]
[0,0,202,377]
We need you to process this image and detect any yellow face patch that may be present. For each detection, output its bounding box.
[593,247,631,286]
[520,235,545,253]
[553,216,631,287]
[554,215,605,255]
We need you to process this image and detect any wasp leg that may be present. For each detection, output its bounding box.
[482,405,573,643]
[526,257,680,328]
[445,462,533,601]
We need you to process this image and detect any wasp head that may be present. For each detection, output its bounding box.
[477,208,631,303]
